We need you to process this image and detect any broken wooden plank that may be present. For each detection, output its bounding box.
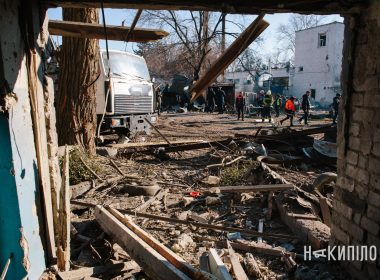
[79,156,103,181]
[94,206,191,280]
[134,189,167,212]
[48,20,169,42]
[226,240,249,280]
[109,159,124,176]
[208,248,233,280]
[57,146,70,271]
[108,207,202,278]
[217,184,293,193]
[191,15,269,101]
[73,201,295,240]
[56,261,139,280]
[243,253,263,279]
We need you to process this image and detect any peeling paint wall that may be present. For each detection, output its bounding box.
[0,0,47,278]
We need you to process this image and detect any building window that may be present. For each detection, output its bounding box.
[319,33,326,47]
[234,79,240,84]
[299,66,304,72]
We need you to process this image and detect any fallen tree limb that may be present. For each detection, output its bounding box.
[73,200,295,240]
[206,156,246,169]
[134,189,167,212]
[109,159,124,176]
[94,206,191,280]
[79,156,103,181]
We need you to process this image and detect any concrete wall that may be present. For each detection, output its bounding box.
[225,71,255,92]
[292,22,344,105]
[332,1,380,279]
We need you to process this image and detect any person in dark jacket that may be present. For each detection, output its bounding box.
[299,90,311,125]
[236,92,245,121]
[332,93,341,124]
[215,87,226,114]
[206,87,216,113]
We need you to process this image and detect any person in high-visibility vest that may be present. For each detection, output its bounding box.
[274,95,282,117]
[280,96,296,126]
[262,90,273,122]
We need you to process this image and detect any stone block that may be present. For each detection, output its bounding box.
[331,224,350,244]
[358,154,368,169]
[347,150,359,165]
[348,136,361,151]
[351,93,364,107]
[361,216,380,235]
[342,189,366,212]
[356,168,369,185]
[348,222,365,242]
[345,163,358,179]
[372,142,380,157]
[370,174,380,191]
[333,200,353,219]
[349,123,360,137]
[354,184,369,200]
[353,212,361,225]
[367,205,380,223]
[369,157,380,174]
[368,191,380,207]
[337,176,355,192]
[374,128,380,142]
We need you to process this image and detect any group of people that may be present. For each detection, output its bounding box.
[205,87,227,114]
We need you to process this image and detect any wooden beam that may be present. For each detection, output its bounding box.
[94,206,191,280]
[190,15,269,102]
[48,20,169,42]
[226,240,249,280]
[217,184,294,193]
[108,208,204,279]
[74,200,295,240]
[44,0,365,14]
[125,9,143,42]
[208,248,233,280]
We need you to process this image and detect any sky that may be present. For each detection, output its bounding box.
[48,8,343,58]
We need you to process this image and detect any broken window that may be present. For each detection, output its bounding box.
[310,89,316,99]
[319,33,327,47]
[299,66,304,72]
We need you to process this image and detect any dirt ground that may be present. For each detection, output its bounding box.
[68,111,350,280]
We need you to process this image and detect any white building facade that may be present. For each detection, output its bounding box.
[224,71,256,92]
[291,22,344,106]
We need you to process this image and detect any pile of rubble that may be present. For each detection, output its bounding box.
[52,124,351,280]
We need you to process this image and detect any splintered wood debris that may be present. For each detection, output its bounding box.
[55,114,351,280]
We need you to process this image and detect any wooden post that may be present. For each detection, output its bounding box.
[190,14,269,102]
[57,146,70,271]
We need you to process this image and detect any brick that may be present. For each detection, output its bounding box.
[356,168,369,185]
[370,174,380,191]
[374,128,380,142]
[337,176,355,192]
[358,154,368,169]
[367,263,380,279]
[349,222,365,242]
[351,93,364,107]
[367,205,380,223]
[359,133,373,155]
[345,163,358,179]
[361,216,380,235]
[347,150,359,165]
[349,123,360,137]
[353,212,361,225]
[354,184,369,200]
[349,136,361,151]
[342,189,366,212]
[369,157,380,174]
[372,142,380,157]
[368,191,380,207]
[333,200,353,219]
[367,234,380,255]
[331,224,350,244]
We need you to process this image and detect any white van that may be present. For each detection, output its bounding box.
[96,50,157,135]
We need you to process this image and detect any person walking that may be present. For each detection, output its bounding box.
[236,92,245,121]
[280,96,296,126]
[262,90,273,123]
[155,86,162,115]
[332,93,341,124]
[299,90,311,125]
[274,95,282,117]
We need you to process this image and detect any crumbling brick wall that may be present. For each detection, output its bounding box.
[332,1,380,279]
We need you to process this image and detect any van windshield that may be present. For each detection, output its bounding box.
[102,51,150,81]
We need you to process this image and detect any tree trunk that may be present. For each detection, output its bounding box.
[56,8,99,155]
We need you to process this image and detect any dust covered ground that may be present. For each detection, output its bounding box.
[67,111,350,280]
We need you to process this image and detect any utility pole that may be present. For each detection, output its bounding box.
[221,13,226,82]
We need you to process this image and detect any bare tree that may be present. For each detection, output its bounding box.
[277,14,326,61]
[141,11,225,80]
[56,8,99,155]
